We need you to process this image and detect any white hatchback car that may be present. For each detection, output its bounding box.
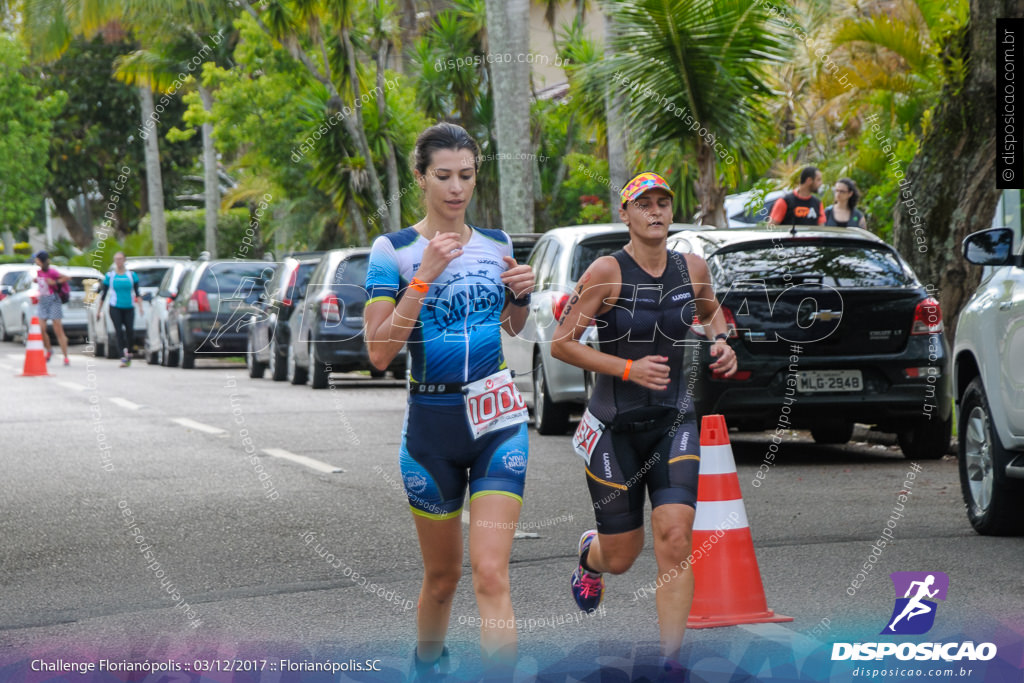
[0,266,103,342]
[954,227,1024,535]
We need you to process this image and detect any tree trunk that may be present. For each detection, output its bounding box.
[52,197,91,247]
[398,0,418,74]
[892,0,1024,339]
[694,139,726,227]
[375,27,402,234]
[139,86,168,256]
[604,10,628,210]
[485,0,534,233]
[198,84,219,258]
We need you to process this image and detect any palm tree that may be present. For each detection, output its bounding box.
[585,0,789,227]
[485,0,534,233]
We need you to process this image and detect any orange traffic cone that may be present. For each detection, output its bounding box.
[687,414,791,628]
[20,316,50,377]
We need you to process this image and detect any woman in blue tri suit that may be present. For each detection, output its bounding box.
[364,122,535,679]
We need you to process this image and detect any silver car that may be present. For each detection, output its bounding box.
[143,260,194,365]
[954,227,1024,535]
[501,224,691,434]
[87,257,190,358]
[0,266,103,342]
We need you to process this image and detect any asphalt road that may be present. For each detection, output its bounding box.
[1,341,1021,682]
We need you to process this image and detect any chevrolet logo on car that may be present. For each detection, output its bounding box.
[809,309,842,322]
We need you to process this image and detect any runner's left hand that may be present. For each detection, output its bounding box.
[709,339,737,378]
[501,256,535,300]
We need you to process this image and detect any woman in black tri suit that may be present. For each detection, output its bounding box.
[551,172,737,669]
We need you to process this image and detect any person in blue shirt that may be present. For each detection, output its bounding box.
[97,252,142,367]
[364,122,535,680]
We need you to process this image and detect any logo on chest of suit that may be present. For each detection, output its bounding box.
[426,270,503,332]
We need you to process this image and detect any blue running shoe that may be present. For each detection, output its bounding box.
[408,645,449,682]
[570,529,604,612]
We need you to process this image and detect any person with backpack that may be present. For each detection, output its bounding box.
[96,252,142,367]
[34,251,71,366]
[768,166,826,226]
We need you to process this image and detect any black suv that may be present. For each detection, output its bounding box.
[286,248,405,388]
[246,254,322,381]
[166,259,276,369]
[667,226,952,459]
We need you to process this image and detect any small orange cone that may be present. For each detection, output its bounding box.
[20,316,51,377]
[687,414,791,628]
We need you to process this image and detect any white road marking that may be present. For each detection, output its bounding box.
[57,381,87,391]
[171,417,227,436]
[109,397,142,411]
[262,448,344,474]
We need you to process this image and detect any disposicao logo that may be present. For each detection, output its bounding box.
[831,571,997,662]
[883,571,948,635]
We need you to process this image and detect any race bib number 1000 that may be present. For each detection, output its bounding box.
[464,370,529,439]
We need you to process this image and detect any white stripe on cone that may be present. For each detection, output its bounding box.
[693,499,750,531]
[26,340,45,351]
[697,444,737,475]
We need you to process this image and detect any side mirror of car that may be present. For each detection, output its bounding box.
[142,292,154,302]
[962,227,1017,266]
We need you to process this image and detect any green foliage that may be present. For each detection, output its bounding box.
[554,153,613,226]
[137,208,267,259]
[38,36,146,236]
[0,34,61,232]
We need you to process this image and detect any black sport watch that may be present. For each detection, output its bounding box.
[714,332,729,342]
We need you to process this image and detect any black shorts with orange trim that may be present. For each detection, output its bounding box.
[583,410,699,534]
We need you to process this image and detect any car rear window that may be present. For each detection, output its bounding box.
[68,276,95,292]
[2,271,26,286]
[198,262,276,296]
[708,240,913,288]
[131,267,170,288]
[571,236,630,281]
[331,255,369,289]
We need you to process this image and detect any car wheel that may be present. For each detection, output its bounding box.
[269,338,287,381]
[105,335,120,359]
[958,377,1024,535]
[810,421,854,445]
[93,338,105,357]
[286,342,307,385]
[897,415,951,460]
[533,353,570,435]
[21,316,28,345]
[180,336,196,369]
[0,316,10,342]
[246,334,266,379]
[369,368,386,379]
[310,344,330,389]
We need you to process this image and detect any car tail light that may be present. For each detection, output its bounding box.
[0,292,6,302]
[904,366,941,378]
[715,369,752,381]
[321,294,340,322]
[282,267,298,307]
[188,289,210,313]
[552,293,569,321]
[691,305,738,338]
[30,293,38,305]
[910,297,943,334]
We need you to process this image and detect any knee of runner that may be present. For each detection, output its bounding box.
[422,567,461,602]
[654,523,692,560]
[471,559,510,598]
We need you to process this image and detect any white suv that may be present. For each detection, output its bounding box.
[954,227,1024,535]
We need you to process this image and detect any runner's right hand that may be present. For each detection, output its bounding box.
[414,231,465,284]
[627,355,671,391]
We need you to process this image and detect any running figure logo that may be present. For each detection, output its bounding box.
[881,571,949,635]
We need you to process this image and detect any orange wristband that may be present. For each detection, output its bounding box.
[409,277,429,293]
[622,359,633,382]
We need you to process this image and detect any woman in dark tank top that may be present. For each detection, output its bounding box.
[550,172,738,670]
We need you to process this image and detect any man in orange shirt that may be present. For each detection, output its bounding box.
[768,166,825,226]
